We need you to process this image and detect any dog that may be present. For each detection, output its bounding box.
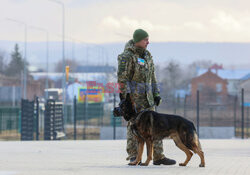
[113,94,205,167]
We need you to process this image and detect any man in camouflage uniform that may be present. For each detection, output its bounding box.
[117,29,176,165]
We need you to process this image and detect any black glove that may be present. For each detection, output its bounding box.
[113,98,126,117]
[154,96,162,106]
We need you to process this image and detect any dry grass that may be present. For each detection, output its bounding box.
[0,130,20,140]
[65,128,100,140]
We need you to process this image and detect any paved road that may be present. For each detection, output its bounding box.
[0,139,250,175]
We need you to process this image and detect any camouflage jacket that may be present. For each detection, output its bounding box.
[117,39,160,107]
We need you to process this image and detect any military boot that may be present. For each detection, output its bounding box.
[153,157,176,165]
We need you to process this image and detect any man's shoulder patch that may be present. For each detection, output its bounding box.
[118,55,128,72]
[118,55,127,64]
[121,57,126,64]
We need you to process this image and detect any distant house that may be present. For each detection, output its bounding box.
[0,74,43,102]
[191,69,228,104]
[31,65,116,84]
[197,69,250,96]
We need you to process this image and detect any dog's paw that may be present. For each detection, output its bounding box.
[140,163,149,166]
[179,163,186,166]
[199,164,205,167]
[128,161,139,166]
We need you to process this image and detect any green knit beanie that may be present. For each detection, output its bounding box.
[133,29,149,43]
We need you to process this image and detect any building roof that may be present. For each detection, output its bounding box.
[30,72,110,83]
[241,73,250,80]
[193,69,227,83]
[197,69,250,80]
[76,65,116,73]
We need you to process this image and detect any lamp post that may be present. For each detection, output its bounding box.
[48,0,66,119]
[29,26,49,100]
[6,18,27,99]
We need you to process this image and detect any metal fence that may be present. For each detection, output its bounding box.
[159,88,250,139]
[0,107,20,140]
[0,88,250,140]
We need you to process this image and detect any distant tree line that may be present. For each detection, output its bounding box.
[0,44,28,78]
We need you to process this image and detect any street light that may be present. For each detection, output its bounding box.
[29,25,49,100]
[6,18,28,99]
[48,0,66,118]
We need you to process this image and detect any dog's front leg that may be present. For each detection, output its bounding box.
[128,139,144,166]
[140,140,153,166]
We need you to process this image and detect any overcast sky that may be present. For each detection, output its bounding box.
[1,0,250,43]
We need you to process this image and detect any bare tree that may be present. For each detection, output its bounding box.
[187,60,213,77]
[162,60,182,94]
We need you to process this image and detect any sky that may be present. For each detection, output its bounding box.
[1,0,250,43]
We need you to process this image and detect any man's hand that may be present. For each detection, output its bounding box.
[154,96,162,106]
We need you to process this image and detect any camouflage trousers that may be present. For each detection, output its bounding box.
[126,98,165,161]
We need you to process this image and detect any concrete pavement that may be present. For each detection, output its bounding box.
[0,139,250,175]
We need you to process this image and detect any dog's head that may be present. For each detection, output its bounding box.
[113,94,136,121]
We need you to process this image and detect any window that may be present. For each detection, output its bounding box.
[216,83,222,92]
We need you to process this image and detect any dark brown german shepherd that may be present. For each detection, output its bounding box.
[114,94,205,167]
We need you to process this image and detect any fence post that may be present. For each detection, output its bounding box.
[101,103,104,126]
[233,95,237,137]
[113,93,116,140]
[0,110,2,134]
[210,107,213,127]
[196,90,200,137]
[183,95,187,118]
[74,96,77,140]
[177,94,180,114]
[241,88,244,139]
[247,106,249,138]
[83,95,87,140]
[173,96,176,114]
[36,97,39,140]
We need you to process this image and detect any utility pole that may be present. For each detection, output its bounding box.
[48,0,66,121]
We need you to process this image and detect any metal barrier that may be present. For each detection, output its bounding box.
[21,99,35,141]
[44,99,64,140]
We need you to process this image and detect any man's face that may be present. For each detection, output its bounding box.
[135,37,149,49]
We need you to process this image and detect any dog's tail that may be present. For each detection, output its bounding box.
[180,122,201,151]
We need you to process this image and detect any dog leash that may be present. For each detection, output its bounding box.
[133,103,156,123]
